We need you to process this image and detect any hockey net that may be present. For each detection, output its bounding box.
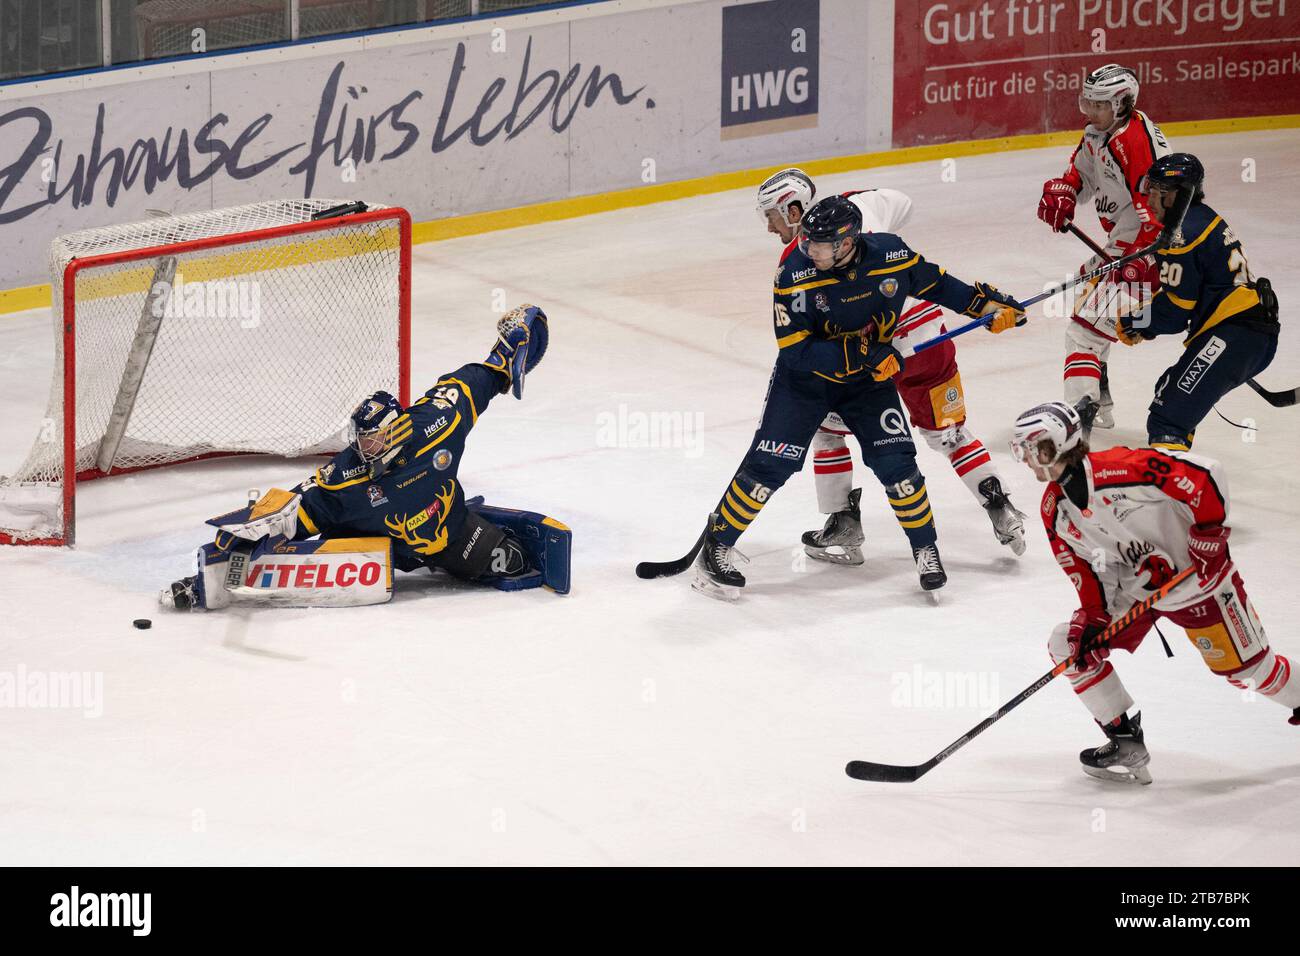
[0,199,411,546]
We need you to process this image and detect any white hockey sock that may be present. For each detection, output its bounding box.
[811,426,853,514]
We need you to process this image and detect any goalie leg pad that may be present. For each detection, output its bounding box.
[190,536,393,609]
[465,496,571,594]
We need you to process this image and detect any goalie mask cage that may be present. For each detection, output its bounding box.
[0,200,411,546]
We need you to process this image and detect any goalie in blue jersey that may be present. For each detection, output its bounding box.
[162,305,571,610]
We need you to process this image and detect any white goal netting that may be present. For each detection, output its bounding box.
[1,199,408,544]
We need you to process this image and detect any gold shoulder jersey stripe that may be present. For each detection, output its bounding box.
[867,254,918,276]
[1160,215,1222,256]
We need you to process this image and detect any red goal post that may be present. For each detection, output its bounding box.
[0,200,411,546]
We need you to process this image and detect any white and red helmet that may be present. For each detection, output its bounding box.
[1010,401,1084,469]
[756,167,815,227]
[1080,63,1139,119]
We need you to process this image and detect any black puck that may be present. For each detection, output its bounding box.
[133,618,152,630]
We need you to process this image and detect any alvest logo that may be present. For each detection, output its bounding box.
[720,0,819,140]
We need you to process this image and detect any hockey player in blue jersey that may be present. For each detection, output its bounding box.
[1116,153,1281,451]
[162,305,571,610]
[692,195,1026,600]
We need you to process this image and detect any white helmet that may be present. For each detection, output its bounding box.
[1009,402,1084,471]
[757,167,815,227]
[1080,63,1139,120]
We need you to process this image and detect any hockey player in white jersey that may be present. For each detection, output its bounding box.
[757,167,1026,563]
[1037,64,1171,429]
[1010,401,1300,784]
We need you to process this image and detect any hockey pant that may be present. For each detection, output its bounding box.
[812,340,1000,514]
[1147,320,1279,451]
[1047,569,1300,724]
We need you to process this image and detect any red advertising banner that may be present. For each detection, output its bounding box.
[894,0,1300,146]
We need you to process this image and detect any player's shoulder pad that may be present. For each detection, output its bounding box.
[774,245,821,291]
[315,449,370,490]
[1086,446,1150,487]
[861,232,917,268]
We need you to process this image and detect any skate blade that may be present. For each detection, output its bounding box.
[690,576,741,602]
[1082,763,1152,785]
[1005,534,1026,556]
[804,544,865,567]
[1092,411,1115,429]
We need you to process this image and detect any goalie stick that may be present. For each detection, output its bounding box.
[845,565,1196,783]
[1066,223,1297,408]
[635,528,706,579]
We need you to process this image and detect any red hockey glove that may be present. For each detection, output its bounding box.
[1067,607,1111,670]
[1038,178,1077,233]
[1188,524,1231,587]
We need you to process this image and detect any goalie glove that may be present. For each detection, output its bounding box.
[207,487,302,542]
[484,304,549,399]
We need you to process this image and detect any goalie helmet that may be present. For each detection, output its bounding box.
[347,390,410,479]
[756,167,815,228]
[1080,63,1139,119]
[1009,401,1084,473]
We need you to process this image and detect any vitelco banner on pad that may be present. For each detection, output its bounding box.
[894,0,1300,145]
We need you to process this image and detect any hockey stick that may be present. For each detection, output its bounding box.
[911,193,1196,355]
[635,528,706,579]
[1245,378,1299,408]
[1066,224,1298,408]
[845,565,1196,783]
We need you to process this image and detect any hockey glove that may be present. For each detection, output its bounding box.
[1116,312,1154,346]
[966,281,1026,333]
[1038,178,1077,232]
[861,337,903,382]
[1066,607,1112,671]
[484,304,549,399]
[208,488,302,542]
[1188,523,1231,587]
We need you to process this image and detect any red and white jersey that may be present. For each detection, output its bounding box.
[844,187,913,234]
[1043,446,1231,618]
[1060,110,1170,251]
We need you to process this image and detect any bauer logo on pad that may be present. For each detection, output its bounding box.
[720,0,819,141]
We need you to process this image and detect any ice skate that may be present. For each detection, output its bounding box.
[978,476,1027,555]
[161,576,200,610]
[692,534,748,601]
[1080,711,1152,785]
[1094,365,1115,429]
[801,487,865,566]
[912,543,947,591]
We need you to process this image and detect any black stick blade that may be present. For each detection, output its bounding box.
[635,530,706,579]
[845,760,925,783]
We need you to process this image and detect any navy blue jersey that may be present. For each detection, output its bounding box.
[772,233,983,381]
[1148,202,1263,345]
[295,363,502,567]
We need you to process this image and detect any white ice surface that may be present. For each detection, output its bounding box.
[2,130,1299,866]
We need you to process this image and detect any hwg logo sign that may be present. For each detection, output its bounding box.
[50,886,151,936]
[720,0,819,140]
